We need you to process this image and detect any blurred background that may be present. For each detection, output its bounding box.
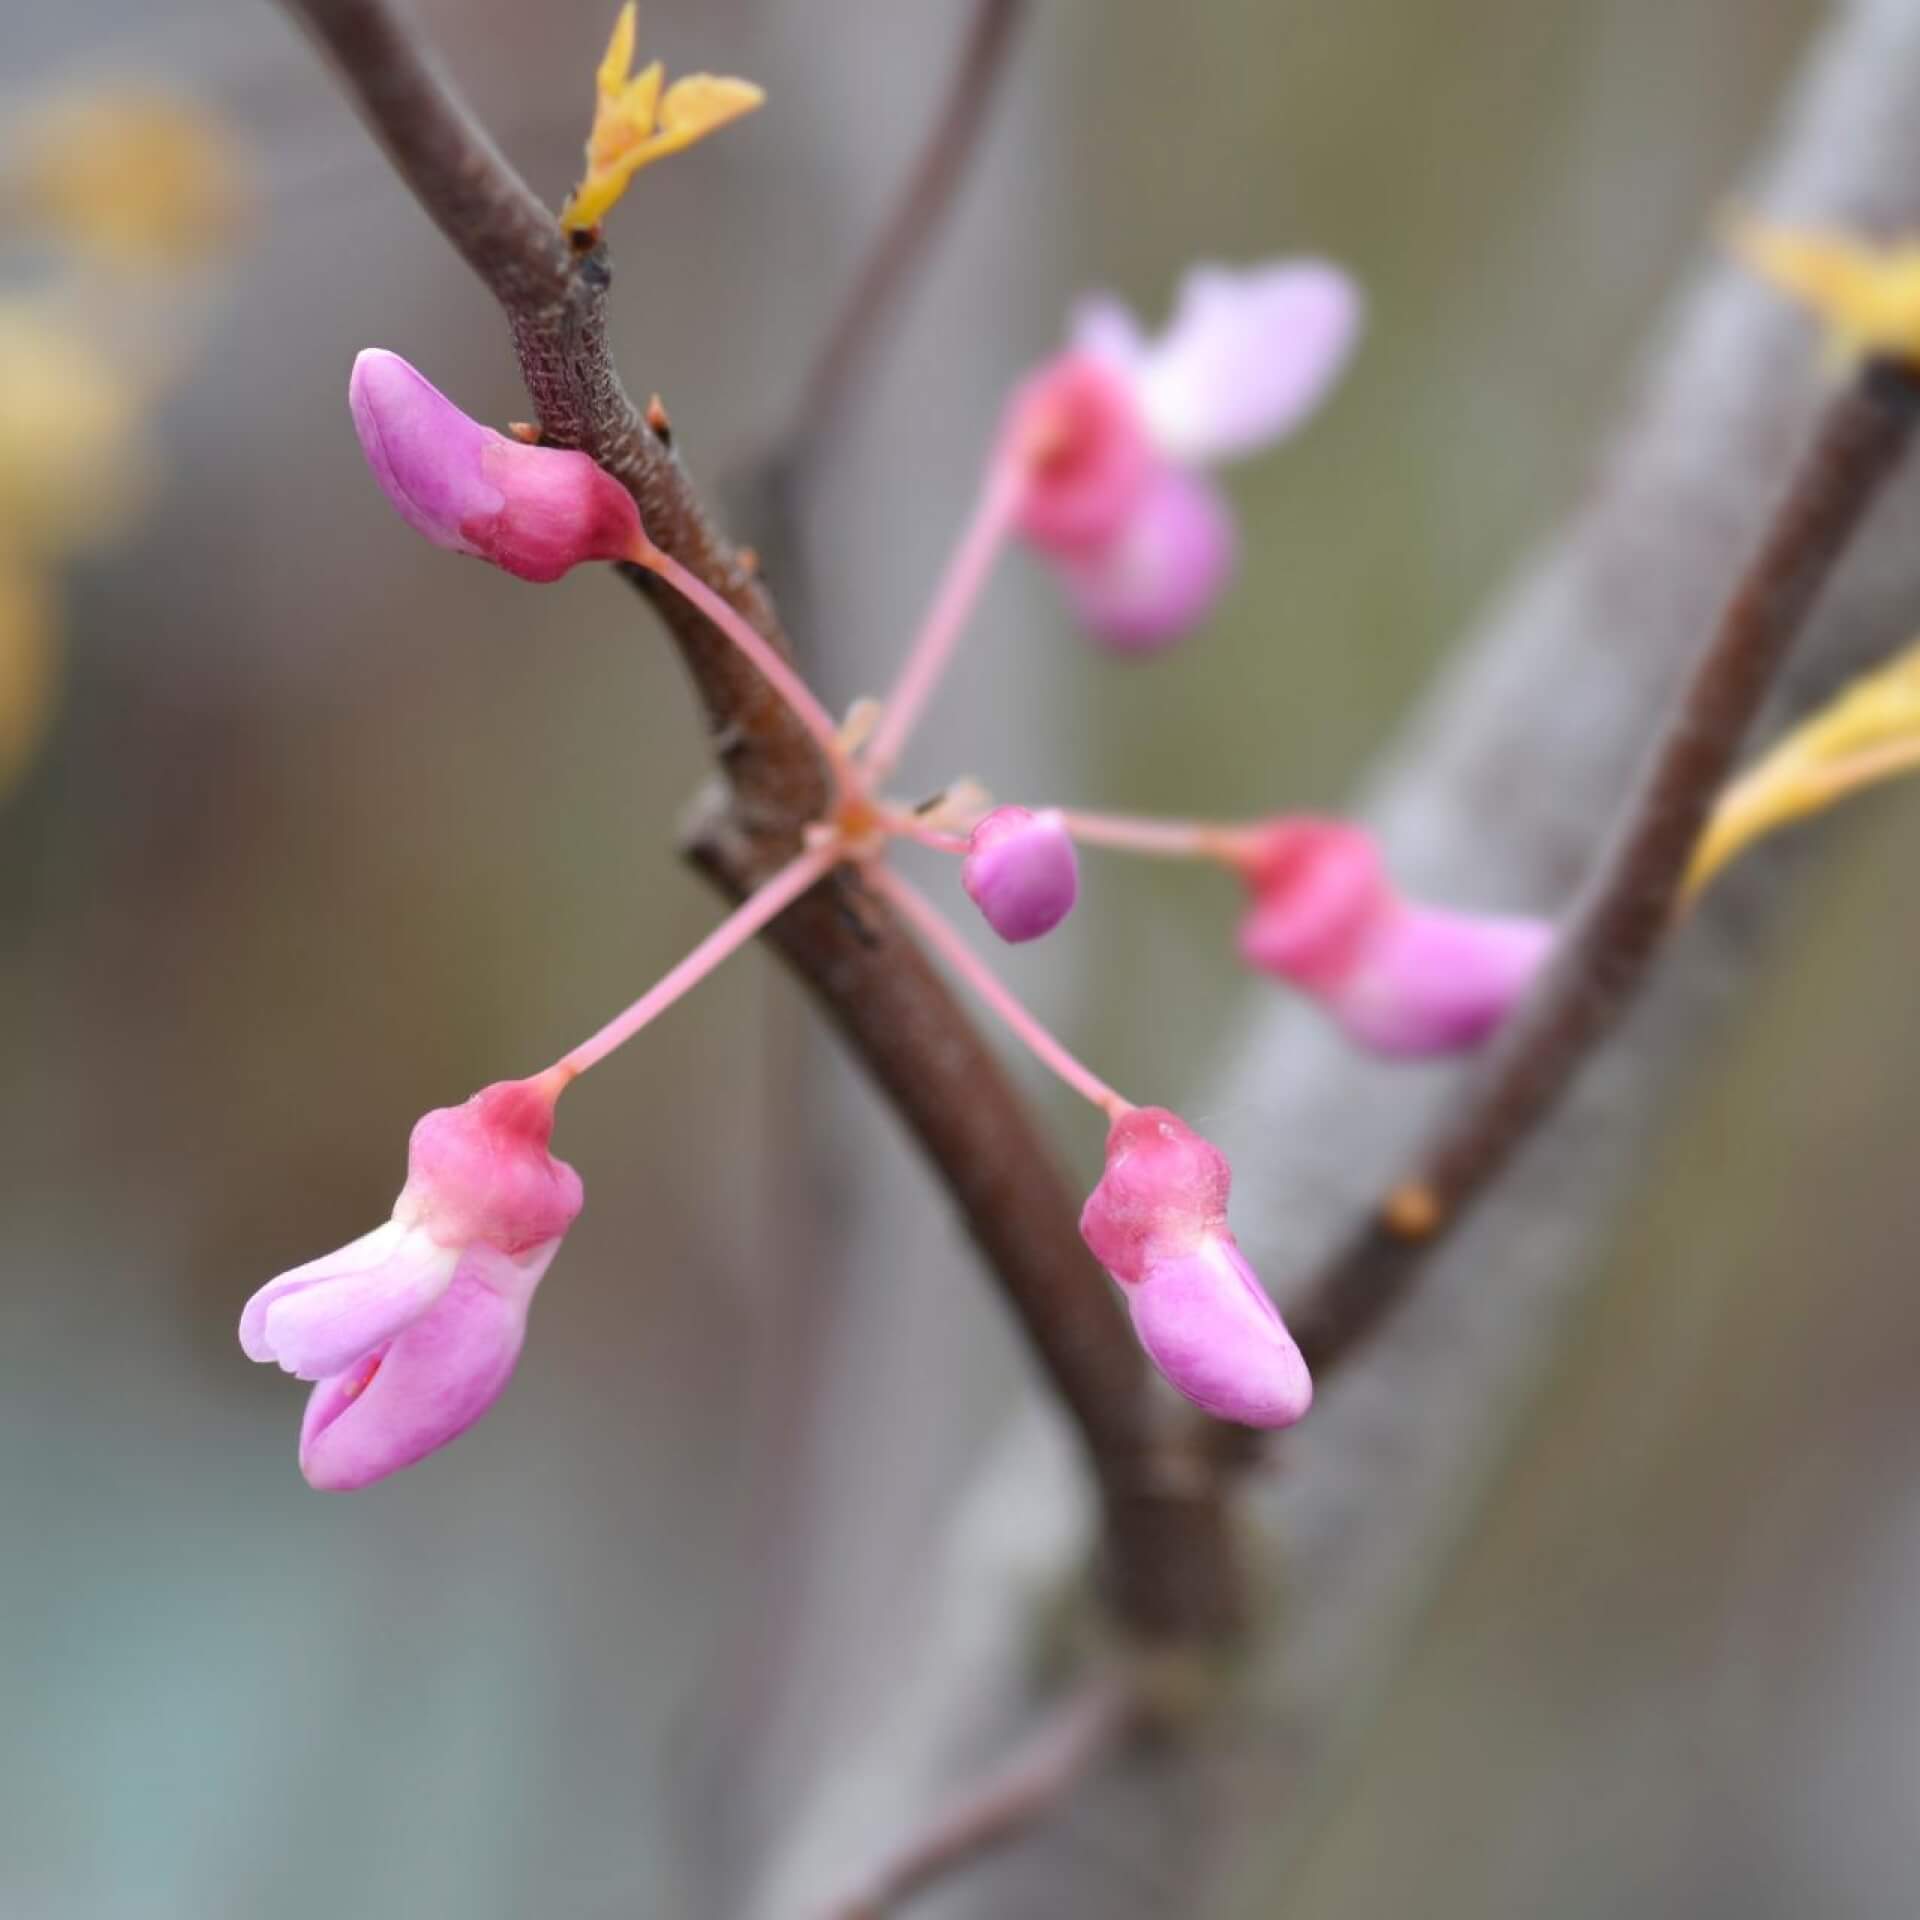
[10,1,1920,1915]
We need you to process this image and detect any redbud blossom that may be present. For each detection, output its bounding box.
[1080,1107,1311,1429]
[348,349,643,583]
[962,805,1080,942]
[1237,819,1554,1058]
[240,1077,583,1490]
[1006,260,1360,651]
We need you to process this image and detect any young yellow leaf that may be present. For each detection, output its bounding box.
[1727,216,1920,365]
[1685,636,1920,900]
[559,4,764,234]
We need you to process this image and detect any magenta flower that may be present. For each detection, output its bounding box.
[962,805,1080,942]
[1079,1106,1311,1428]
[1237,818,1554,1057]
[348,348,645,583]
[240,1076,583,1489]
[1004,260,1361,651]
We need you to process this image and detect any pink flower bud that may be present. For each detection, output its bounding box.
[1236,817,1554,1057]
[239,1075,583,1489]
[1079,1107,1311,1429]
[961,805,1080,942]
[348,349,644,583]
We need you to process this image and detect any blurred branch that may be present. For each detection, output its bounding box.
[738,0,1027,640]
[747,2,1920,1911]
[821,1663,1141,1920]
[1286,353,1920,1382]
[787,0,1025,455]
[279,0,1237,1643]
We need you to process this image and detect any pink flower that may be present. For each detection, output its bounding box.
[962,805,1079,942]
[1079,1107,1310,1428]
[1237,818,1554,1057]
[348,349,644,583]
[1005,260,1360,651]
[240,1076,583,1490]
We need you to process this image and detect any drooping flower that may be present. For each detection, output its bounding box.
[240,1076,583,1490]
[1003,260,1361,651]
[1080,1106,1310,1428]
[1237,818,1553,1058]
[962,805,1080,942]
[348,349,644,583]
[558,3,765,233]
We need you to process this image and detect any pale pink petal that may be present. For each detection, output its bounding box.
[247,1223,461,1383]
[1068,293,1149,374]
[297,1240,560,1492]
[1127,1239,1311,1429]
[348,349,643,583]
[962,806,1079,943]
[239,1219,456,1371]
[1132,261,1361,466]
[1056,464,1236,653]
[1331,907,1554,1058]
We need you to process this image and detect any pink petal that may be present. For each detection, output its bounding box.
[961,806,1080,943]
[348,348,503,556]
[239,1220,459,1380]
[1055,464,1236,653]
[297,1240,559,1491]
[1126,1239,1311,1429]
[1331,907,1554,1058]
[1132,261,1361,467]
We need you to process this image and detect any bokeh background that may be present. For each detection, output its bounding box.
[10,1,1920,1915]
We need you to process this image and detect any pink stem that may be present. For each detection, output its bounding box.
[863,453,1028,781]
[881,809,973,855]
[632,540,858,789]
[1054,807,1261,867]
[870,864,1131,1119]
[557,844,838,1078]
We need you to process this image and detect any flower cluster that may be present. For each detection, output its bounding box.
[242,10,1580,1486]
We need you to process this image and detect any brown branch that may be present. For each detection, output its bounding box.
[1286,353,1920,1382]
[820,1664,1142,1920]
[281,0,1236,1642]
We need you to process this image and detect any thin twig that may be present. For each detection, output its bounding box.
[1286,355,1920,1381]
[820,1666,1142,1920]
[735,0,1027,647]
[787,0,1027,451]
[281,0,1237,1641]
